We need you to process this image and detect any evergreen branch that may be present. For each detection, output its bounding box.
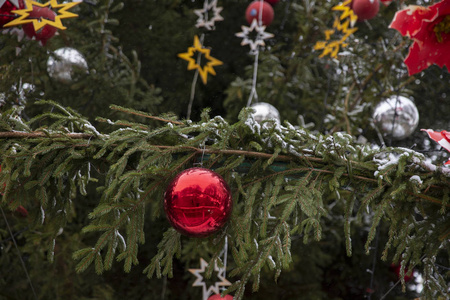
[0,131,94,139]
[110,105,184,125]
[408,192,450,208]
[0,134,395,187]
[154,145,320,162]
[2,102,449,299]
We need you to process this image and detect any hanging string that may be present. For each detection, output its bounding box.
[387,93,402,147]
[187,0,213,120]
[247,49,260,107]
[29,57,35,87]
[186,33,205,120]
[160,276,167,300]
[220,235,229,293]
[379,255,425,300]
[379,279,401,300]
[202,0,210,25]
[366,226,380,300]
[193,139,207,167]
[0,206,38,300]
[246,0,265,107]
[223,236,228,281]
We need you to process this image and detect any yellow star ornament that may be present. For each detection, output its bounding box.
[178,35,223,84]
[4,0,80,31]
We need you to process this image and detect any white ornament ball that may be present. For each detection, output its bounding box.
[250,102,280,124]
[372,95,419,140]
[47,47,88,83]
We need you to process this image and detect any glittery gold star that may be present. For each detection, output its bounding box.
[178,35,223,84]
[332,0,358,26]
[324,29,335,40]
[4,0,80,31]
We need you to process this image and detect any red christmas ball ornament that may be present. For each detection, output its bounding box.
[22,6,57,45]
[14,205,29,218]
[264,0,280,5]
[351,0,379,21]
[0,0,24,28]
[164,168,232,237]
[208,294,234,300]
[390,264,414,282]
[245,1,274,26]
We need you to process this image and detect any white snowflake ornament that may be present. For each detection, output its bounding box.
[235,19,274,54]
[189,258,231,300]
[194,0,224,30]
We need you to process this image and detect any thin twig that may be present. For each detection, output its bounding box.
[110,106,184,125]
[187,34,205,120]
[0,131,94,139]
[407,191,450,208]
[153,145,322,163]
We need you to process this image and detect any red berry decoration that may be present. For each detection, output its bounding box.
[245,1,274,26]
[208,294,234,300]
[264,0,280,5]
[22,6,57,45]
[164,168,232,237]
[351,0,379,21]
[0,0,24,28]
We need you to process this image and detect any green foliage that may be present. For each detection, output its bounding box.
[1,103,449,299]
[1,0,450,299]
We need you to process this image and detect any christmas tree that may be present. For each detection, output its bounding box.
[0,0,449,299]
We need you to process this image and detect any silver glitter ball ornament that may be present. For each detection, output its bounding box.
[372,95,419,140]
[250,102,281,124]
[47,47,88,83]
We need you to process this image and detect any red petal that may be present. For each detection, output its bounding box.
[389,5,438,38]
[404,34,450,75]
[413,0,450,41]
[422,129,442,142]
[441,130,450,142]
[392,0,450,75]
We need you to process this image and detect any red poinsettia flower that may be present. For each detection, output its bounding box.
[390,0,450,75]
[422,129,450,164]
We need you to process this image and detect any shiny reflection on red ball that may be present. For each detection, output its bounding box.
[164,168,232,237]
